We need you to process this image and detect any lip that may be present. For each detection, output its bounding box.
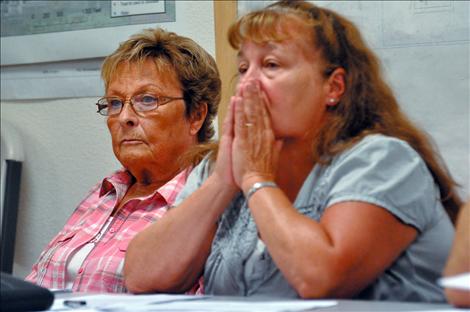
[121,139,144,145]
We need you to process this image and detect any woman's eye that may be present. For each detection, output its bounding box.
[265,61,279,69]
[238,65,248,74]
[141,95,157,105]
[109,99,122,107]
[143,96,155,102]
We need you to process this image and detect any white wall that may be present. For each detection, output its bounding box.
[1,1,216,278]
[1,99,119,276]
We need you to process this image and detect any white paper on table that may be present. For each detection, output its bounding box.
[49,294,201,311]
[134,299,338,312]
[404,310,469,312]
[49,294,337,312]
[438,272,470,290]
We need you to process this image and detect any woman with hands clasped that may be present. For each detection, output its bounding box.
[125,1,462,301]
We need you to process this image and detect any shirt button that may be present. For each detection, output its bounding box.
[78,268,84,274]
[109,228,115,233]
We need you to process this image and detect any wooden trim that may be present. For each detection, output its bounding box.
[214,0,238,135]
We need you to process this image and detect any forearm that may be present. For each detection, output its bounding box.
[443,202,470,307]
[245,185,337,297]
[244,181,417,298]
[124,174,237,293]
[444,202,470,276]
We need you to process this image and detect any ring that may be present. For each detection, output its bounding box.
[245,123,253,127]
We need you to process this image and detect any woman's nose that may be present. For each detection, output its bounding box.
[241,67,259,82]
[238,72,261,94]
[118,102,139,127]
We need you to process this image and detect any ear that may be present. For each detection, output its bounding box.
[189,102,208,136]
[325,67,346,106]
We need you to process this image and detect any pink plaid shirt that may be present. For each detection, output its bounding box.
[26,168,190,293]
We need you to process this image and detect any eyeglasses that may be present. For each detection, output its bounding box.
[96,93,184,116]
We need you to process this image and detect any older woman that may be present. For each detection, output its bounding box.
[26,27,220,293]
[125,0,462,302]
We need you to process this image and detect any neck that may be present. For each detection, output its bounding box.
[128,165,181,196]
[129,180,164,197]
[276,139,315,201]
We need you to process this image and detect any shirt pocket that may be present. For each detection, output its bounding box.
[118,238,133,252]
[115,239,133,284]
[38,230,78,260]
[57,230,78,242]
[36,230,79,284]
[45,230,78,260]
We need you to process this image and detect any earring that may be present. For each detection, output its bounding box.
[328,98,336,104]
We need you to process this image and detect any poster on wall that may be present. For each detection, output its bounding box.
[1,0,175,64]
[0,0,175,100]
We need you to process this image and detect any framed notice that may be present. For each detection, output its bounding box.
[0,0,217,100]
[0,0,175,65]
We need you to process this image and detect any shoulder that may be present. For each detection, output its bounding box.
[339,134,420,163]
[324,134,441,230]
[172,154,214,207]
[187,154,214,183]
[329,134,427,180]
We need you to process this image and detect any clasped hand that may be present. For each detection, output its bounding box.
[214,80,283,193]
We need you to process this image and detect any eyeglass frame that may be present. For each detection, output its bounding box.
[95,93,184,116]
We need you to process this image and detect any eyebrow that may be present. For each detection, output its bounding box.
[106,84,165,96]
[237,42,280,59]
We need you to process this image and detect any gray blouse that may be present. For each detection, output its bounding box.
[174,134,454,302]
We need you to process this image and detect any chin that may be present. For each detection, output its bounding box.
[117,153,147,167]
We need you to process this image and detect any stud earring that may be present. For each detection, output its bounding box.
[328,98,336,104]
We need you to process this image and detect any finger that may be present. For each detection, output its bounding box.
[258,88,272,132]
[243,81,257,112]
[235,79,244,97]
[242,81,260,128]
[233,96,247,139]
[222,97,236,138]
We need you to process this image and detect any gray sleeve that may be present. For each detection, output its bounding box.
[325,135,440,232]
[172,156,213,207]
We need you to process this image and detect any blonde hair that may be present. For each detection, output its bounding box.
[101,28,221,143]
[229,0,462,223]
